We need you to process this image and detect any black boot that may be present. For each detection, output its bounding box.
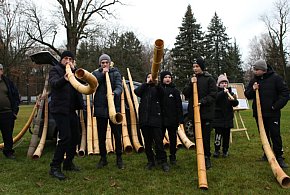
[277,157,289,168]
[116,156,125,170]
[161,162,170,172]
[205,156,212,170]
[145,161,155,170]
[213,151,220,158]
[96,157,108,169]
[169,154,177,165]
[63,162,80,171]
[49,167,66,180]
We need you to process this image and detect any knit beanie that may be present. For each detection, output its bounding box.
[160,71,172,82]
[217,74,229,87]
[253,59,267,71]
[98,54,111,66]
[194,57,206,71]
[60,51,75,61]
[0,64,3,69]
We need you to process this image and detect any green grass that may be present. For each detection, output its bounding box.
[1,103,290,194]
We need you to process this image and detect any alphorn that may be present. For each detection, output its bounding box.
[78,109,87,157]
[106,122,114,153]
[86,95,94,155]
[33,94,49,159]
[193,75,208,189]
[0,102,37,149]
[91,98,100,154]
[105,72,123,124]
[176,133,183,149]
[121,90,133,153]
[65,64,98,95]
[27,73,49,157]
[122,77,144,153]
[223,73,234,100]
[178,124,195,150]
[151,39,164,82]
[255,89,290,188]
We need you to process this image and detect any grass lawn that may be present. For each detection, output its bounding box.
[0,102,290,194]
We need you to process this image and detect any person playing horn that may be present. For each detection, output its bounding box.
[49,51,84,180]
[244,59,289,168]
[182,57,217,169]
[212,74,238,158]
[92,53,124,170]
[0,63,20,159]
[134,73,170,172]
[159,70,183,165]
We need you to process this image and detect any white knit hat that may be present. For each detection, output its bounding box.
[217,74,229,86]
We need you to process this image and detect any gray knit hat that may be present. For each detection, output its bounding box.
[98,54,111,66]
[253,59,267,71]
[217,74,229,86]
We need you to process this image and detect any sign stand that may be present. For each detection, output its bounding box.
[230,110,250,143]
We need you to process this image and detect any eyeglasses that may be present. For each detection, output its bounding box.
[101,61,110,64]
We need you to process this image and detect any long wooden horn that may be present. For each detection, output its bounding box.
[178,124,195,150]
[255,89,290,188]
[106,122,114,154]
[105,72,123,124]
[193,75,208,189]
[32,94,49,159]
[86,95,94,155]
[78,109,87,157]
[121,90,133,153]
[122,77,144,153]
[27,73,49,157]
[151,39,164,82]
[92,108,100,154]
[66,64,98,95]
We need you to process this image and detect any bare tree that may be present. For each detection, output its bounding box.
[261,0,290,82]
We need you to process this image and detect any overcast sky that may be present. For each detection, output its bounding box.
[39,0,276,61]
[113,0,275,61]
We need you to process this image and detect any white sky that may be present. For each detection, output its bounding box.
[38,0,276,62]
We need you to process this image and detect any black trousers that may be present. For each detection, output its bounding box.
[255,116,283,157]
[141,125,167,163]
[50,112,80,168]
[162,126,177,156]
[201,119,212,157]
[96,117,122,158]
[214,127,231,153]
[0,112,15,156]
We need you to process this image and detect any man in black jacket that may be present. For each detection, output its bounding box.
[245,59,289,168]
[49,51,84,180]
[183,57,217,169]
[92,54,124,170]
[0,63,20,159]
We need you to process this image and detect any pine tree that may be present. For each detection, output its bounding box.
[171,5,204,90]
[204,12,230,78]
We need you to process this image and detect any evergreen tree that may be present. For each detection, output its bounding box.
[226,42,244,83]
[204,12,230,78]
[171,5,204,90]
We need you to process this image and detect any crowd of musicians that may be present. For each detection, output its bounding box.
[0,51,289,181]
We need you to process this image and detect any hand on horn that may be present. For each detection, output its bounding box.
[253,82,259,91]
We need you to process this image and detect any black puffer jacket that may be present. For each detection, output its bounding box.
[161,83,183,127]
[49,63,84,114]
[92,67,122,118]
[212,87,239,128]
[244,69,289,118]
[1,76,20,116]
[134,83,163,128]
[182,71,217,120]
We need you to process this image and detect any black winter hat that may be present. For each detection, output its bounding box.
[160,71,172,82]
[60,51,75,61]
[194,57,205,70]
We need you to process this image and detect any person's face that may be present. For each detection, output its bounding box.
[163,75,172,84]
[146,74,152,83]
[61,56,74,66]
[219,81,228,88]
[193,63,202,74]
[101,60,110,69]
[253,68,266,76]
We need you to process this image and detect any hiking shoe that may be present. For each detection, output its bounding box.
[277,157,289,169]
[213,151,220,158]
[63,163,80,171]
[205,156,212,170]
[161,162,170,172]
[169,155,177,165]
[96,158,108,169]
[116,156,125,170]
[5,154,16,160]
[49,167,66,180]
[145,162,155,170]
